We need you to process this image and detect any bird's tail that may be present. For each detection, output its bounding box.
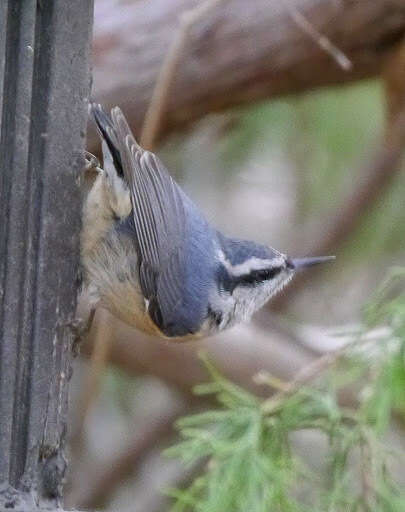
[90,102,124,178]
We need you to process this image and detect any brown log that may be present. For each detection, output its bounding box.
[90,0,405,149]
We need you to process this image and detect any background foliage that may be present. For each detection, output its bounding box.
[70,77,405,511]
[167,268,405,511]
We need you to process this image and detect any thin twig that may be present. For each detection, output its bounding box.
[140,0,228,150]
[360,440,375,509]
[283,0,352,71]
[259,335,367,412]
[70,308,113,452]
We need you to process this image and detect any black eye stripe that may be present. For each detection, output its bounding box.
[240,267,282,285]
[217,264,283,294]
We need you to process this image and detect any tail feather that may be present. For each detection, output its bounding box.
[90,103,124,177]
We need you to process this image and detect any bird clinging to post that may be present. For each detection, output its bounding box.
[80,104,334,341]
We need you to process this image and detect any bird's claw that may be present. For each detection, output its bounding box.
[83,151,101,174]
[69,311,95,357]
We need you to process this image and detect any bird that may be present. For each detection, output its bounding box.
[80,104,334,341]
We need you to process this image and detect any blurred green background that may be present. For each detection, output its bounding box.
[70,76,405,511]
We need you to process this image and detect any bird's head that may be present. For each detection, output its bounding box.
[209,234,335,330]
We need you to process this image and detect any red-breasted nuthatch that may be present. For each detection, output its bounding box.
[80,104,334,340]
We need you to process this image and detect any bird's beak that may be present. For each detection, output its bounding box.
[287,255,336,270]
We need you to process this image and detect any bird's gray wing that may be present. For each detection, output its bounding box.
[110,107,193,336]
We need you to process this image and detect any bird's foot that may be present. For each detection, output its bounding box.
[83,151,101,176]
[69,309,95,357]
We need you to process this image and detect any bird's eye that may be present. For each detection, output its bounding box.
[240,267,282,285]
[256,267,282,280]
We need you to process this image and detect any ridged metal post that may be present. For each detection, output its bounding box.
[0,1,93,509]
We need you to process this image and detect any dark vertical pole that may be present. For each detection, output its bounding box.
[0,0,93,509]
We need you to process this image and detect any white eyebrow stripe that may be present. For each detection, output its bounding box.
[217,250,286,276]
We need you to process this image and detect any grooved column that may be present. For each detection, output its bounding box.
[0,1,93,508]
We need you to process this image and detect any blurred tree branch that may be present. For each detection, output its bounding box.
[140,0,229,149]
[90,0,405,150]
[80,311,316,396]
[140,0,352,150]
[384,37,405,122]
[80,310,359,407]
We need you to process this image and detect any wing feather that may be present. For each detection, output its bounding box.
[109,107,194,335]
[91,104,213,337]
